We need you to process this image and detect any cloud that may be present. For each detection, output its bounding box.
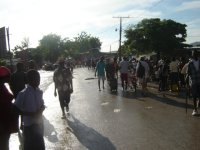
[0,0,167,50]
[175,1,200,12]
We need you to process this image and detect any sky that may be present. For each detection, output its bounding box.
[0,0,200,52]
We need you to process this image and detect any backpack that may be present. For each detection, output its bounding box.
[137,62,145,78]
[160,64,168,77]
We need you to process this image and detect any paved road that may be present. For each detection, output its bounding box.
[10,68,200,150]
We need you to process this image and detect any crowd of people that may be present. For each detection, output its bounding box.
[1,50,200,149]
[93,50,200,116]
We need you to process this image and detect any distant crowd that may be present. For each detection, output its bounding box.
[1,50,200,150]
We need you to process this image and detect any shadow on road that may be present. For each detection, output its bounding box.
[43,116,59,143]
[108,86,194,110]
[148,91,194,110]
[108,88,148,101]
[67,114,116,150]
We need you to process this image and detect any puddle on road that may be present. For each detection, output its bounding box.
[101,102,109,106]
[145,106,153,109]
[114,109,121,113]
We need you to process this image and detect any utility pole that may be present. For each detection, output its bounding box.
[6,27,13,69]
[113,16,130,61]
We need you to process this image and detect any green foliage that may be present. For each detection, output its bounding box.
[13,32,101,64]
[39,34,62,63]
[29,48,43,67]
[124,18,187,56]
[74,31,101,54]
[0,59,6,66]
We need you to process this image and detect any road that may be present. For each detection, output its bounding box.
[10,68,200,150]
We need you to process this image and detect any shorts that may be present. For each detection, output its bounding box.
[58,90,71,107]
[98,75,105,80]
[120,73,128,82]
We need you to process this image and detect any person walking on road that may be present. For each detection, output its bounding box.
[187,50,200,116]
[14,69,46,150]
[136,57,150,96]
[119,56,129,91]
[169,57,179,91]
[53,59,73,118]
[95,56,106,91]
[158,58,169,92]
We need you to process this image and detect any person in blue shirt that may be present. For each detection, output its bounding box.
[95,56,106,91]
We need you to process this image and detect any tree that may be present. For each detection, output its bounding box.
[29,47,43,67]
[74,32,101,54]
[13,37,30,55]
[124,18,188,57]
[39,34,62,63]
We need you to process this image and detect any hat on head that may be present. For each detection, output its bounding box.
[0,66,11,77]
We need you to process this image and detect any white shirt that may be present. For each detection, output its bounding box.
[181,63,189,75]
[169,60,179,72]
[14,85,44,126]
[119,60,129,74]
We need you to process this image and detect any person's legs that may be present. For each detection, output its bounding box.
[98,76,101,91]
[64,92,71,112]
[58,91,66,117]
[0,133,10,150]
[121,73,125,90]
[23,124,45,150]
[191,84,198,115]
[34,124,45,150]
[162,76,167,91]
[141,78,148,96]
[144,81,148,93]
[124,73,128,90]
[158,77,162,91]
[141,82,145,95]
[102,77,105,89]
[23,125,33,150]
[196,84,200,110]
[170,73,174,91]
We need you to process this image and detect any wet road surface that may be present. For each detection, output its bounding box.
[10,68,200,150]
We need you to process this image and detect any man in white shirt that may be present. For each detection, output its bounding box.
[119,57,129,91]
[136,57,150,96]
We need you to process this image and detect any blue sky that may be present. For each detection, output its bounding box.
[0,0,200,52]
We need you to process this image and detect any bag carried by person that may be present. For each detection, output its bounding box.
[137,62,145,78]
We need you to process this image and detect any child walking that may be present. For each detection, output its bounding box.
[14,69,45,150]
